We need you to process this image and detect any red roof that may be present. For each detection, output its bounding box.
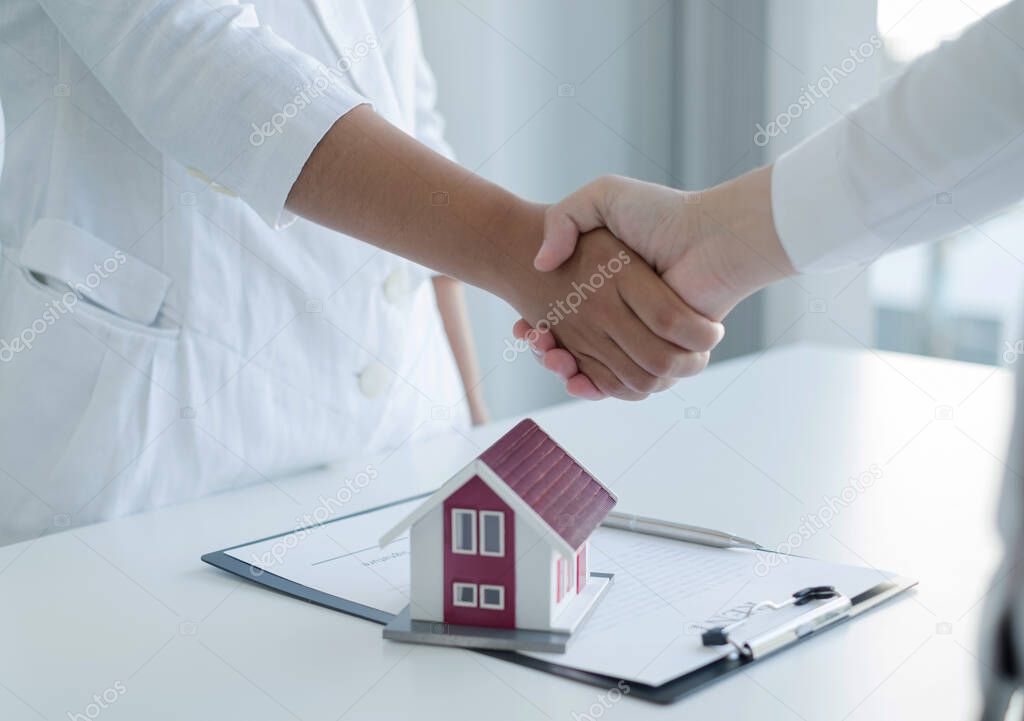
[479,419,616,550]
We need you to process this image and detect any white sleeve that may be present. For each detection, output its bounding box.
[409,13,456,162]
[36,0,370,229]
[771,0,1024,272]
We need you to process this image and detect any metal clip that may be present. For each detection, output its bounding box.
[701,585,850,659]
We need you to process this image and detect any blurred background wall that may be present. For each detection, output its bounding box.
[417,0,1022,420]
[418,0,683,417]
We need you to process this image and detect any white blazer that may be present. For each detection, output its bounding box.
[0,1,468,545]
[770,0,1024,706]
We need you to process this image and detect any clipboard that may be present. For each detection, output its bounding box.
[202,492,915,705]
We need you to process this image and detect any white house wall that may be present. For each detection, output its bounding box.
[409,505,443,622]
[549,545,580,622]
[513,513,554,630]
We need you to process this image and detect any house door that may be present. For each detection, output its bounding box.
[443,476,515,628]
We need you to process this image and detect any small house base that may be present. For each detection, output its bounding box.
[383,573,613,653]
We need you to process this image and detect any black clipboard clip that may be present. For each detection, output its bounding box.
[701,585,852,659]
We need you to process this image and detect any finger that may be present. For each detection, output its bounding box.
[610,306,711,381]
[528,325,558,352]
[592,325,678,394]
[515,319,609,398]
[574,349,649,401]
[513,318,558,352]
[537,346,606,399]
[534,211,583,272]
[618,265,725,353]
[565,373,606,400]
[578,280,697,384]
[512,318,531,340]
[542,348,579,380]
[534,178,617,271]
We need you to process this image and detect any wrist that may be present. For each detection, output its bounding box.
[478,198,549,305]
[698,165,796,295]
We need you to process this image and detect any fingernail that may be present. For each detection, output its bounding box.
[533,246,552,270]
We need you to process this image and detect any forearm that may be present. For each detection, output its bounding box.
[432,277,489,425]
[286,105,540,297]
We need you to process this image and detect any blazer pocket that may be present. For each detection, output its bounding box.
[18,218,176,335]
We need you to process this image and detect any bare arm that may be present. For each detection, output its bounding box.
[286,106,722,399]
[433,276,489,425]
[287,105,531,295]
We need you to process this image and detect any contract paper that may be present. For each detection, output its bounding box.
[225,498,892,687]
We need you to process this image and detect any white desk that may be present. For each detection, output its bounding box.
[0,344,1014,720]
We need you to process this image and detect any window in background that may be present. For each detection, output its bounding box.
[871,0,1024,366]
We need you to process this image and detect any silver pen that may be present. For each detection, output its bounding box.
[602,510,764,551]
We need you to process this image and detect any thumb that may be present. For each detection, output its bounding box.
[533,179,613,271]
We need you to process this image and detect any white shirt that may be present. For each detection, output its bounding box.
[770,0,1024,699]
[0,1,468,545]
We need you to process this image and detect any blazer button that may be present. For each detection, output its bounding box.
[382,267,409,304]
[358,361,393,398]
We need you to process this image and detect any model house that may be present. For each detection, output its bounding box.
[379,418,617,638]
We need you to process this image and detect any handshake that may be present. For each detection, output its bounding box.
[503,167,796,400]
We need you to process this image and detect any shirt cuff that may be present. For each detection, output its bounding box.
[219,81,370,230]
[771,122,879,273]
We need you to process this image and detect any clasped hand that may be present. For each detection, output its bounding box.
[504,225,721,401]
[510,170,794,400]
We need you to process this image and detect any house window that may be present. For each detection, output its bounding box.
[479,585,505,610]
[452,582,477,607]
[451,509,476,554]
[556,556,574,602]
[479,511,505,557]
[576,545,588,593]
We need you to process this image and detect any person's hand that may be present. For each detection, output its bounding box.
[502,225,724,400]
[518,168,797,398]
